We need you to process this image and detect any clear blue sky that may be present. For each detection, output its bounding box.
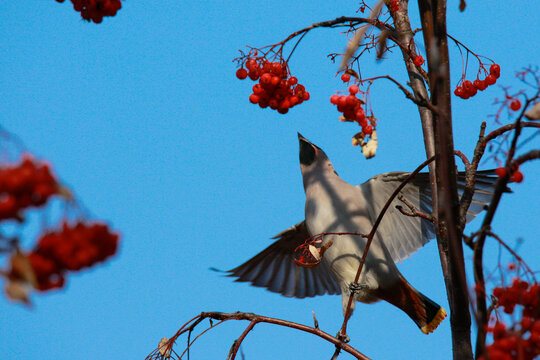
[0,1,538,359]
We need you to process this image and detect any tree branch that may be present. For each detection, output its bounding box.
[145,312,372,360]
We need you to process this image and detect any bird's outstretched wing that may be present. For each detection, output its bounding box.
[357,170,499,263]
[228,221,342,298]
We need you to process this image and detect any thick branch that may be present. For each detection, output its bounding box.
[419,1,473,359]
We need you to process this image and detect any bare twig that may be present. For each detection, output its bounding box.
[227,321,257,360]
[473,108,528,358]
[396,194,435,222]
[339,154,436,338]
[146,312,372,360]
[486,231,537,282]
[360,75,436,110]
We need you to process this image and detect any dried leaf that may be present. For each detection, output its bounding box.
[158,337,171,358]
[9,250,37,287]
[362,130,378,159]
[4,280,31,305]
[525,102,540,120]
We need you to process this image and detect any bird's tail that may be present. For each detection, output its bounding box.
[377,276,447,334]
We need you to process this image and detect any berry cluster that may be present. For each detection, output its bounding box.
[389,0,400,12]
[480,279,540,360]
[482,319,540,360]
[454,64,500,99]
[28,221,119,291]
[0,155,58,221]
[495,165,524,183]
[330,84,373,136]
[55,0,122,23]
[236,58,309,114]
[492,279,539,317]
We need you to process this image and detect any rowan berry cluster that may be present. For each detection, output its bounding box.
[236,58,309,114]
[27,221,119,291]
[454,64,500,99]
[330,81,373,136]
[480,279,540,360]
[495,165,524,183]
[493,279,539,317]
[55,0,122,23]
[0,155,58,221]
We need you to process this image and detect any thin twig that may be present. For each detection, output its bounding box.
[396,194,435,222]
[145,312,372,360]
[339,154,436,338]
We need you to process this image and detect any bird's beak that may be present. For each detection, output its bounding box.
[298,133,317,166]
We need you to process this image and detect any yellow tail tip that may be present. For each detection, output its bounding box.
[420,307,447,334]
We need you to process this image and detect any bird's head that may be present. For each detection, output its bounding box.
[298,133,338,183]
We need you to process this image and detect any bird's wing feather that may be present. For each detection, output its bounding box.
[357,170,498,263]
[228,221,342,298]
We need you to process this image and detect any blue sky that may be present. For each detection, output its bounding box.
[0,1,538,359]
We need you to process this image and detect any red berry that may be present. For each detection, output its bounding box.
[490,64,501,78]
[474,79,487,91]
[509,99,521,111]
[303,92,310,101]
[355,108,365,120]
[249,94,260,104]
[485,74,497,86]
[268,99,279,110]
[330,94,339,105]
[337,95,347,107]
[341,73,351,82]
[248,71,260,81]
[270,76,281,87]
[252,84,264,95]
[348,85,359,95]
[345,95,356,107]
[260,73,272,86]
[510,170,523,183]
[245,59,257,71]
[454,86,465,98]
[279,99,291,109]
[236,68,248,80]
[363,125,373,135]
[288,77,298,86]
[271,62,283,75]
[495,167,506,177]
[413,55,424,67]
[462,80,475,97]
[258,99,269,109]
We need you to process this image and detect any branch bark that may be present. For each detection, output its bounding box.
[418,1,473,359]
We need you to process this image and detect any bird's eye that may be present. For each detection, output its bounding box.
[299,141,316,166]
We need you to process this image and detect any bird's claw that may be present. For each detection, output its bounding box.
[336,329,350,343]
[348,282,368,295]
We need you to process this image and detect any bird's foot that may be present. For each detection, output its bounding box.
[336,329,350,343]
[348,282,368,295]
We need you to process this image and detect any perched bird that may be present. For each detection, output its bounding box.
[228,134,498,334]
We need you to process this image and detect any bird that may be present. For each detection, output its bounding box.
[228,133,498,334]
